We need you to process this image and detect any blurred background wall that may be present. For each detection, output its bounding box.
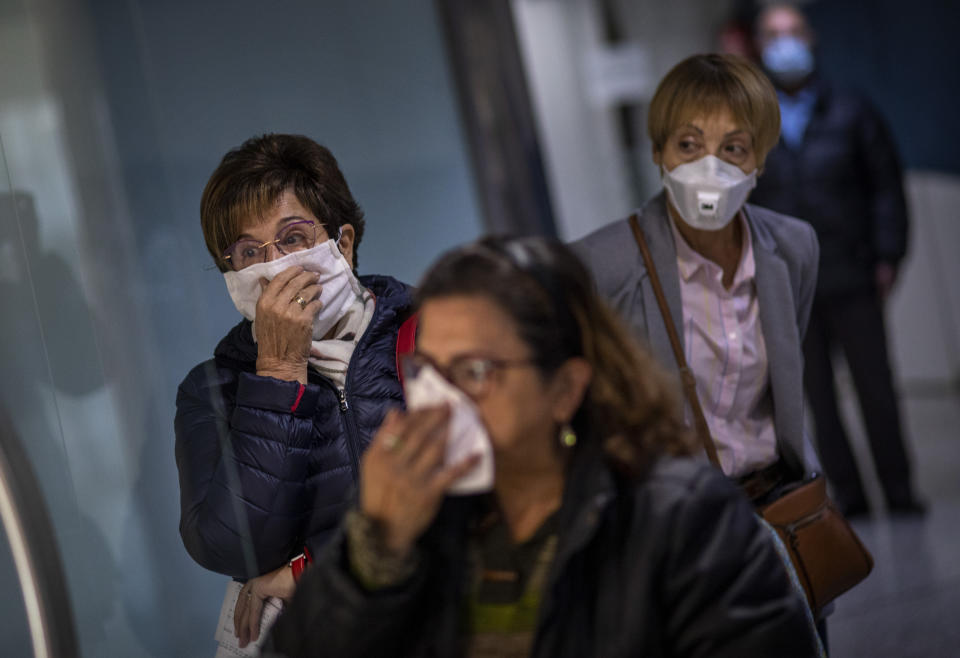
[0,0,481,655]
[0,0,957,655]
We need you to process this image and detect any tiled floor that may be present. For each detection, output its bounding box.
[826,389,960,657]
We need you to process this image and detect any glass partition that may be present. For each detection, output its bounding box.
[0,137,74,657]
[0,403,78,658]
[0,0,483,654]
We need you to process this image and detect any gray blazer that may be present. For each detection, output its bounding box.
[572,193,821,479]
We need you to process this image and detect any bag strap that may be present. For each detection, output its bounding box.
[395,312,419,386]
[627,214,721,468]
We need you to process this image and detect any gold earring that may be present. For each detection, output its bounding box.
[559,424,577,448]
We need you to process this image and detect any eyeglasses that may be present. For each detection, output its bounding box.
[222,220,322,271]
[400,351,536,400]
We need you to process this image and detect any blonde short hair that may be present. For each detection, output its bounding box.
[648,54,781,165]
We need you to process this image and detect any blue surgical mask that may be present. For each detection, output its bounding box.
[762,36,814,86]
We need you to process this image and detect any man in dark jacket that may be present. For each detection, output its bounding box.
[174,134,414,646]
[751,4,923,516]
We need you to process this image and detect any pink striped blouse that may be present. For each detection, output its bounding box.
[669,216,779,478]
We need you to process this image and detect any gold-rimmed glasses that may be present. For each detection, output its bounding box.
[221,220,322,271]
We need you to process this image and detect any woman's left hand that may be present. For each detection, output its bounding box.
[234,564,296,648]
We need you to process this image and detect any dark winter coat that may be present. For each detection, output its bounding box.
[175,274,413,579]
[267,445,819,658]
[751,79,909,297]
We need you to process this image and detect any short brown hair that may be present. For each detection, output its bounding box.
[416,236,694,478]
[648,54,781,166]
[200,134,366,271]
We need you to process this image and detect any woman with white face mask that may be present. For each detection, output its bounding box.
[573,54,831,630]
[174,134,414,649]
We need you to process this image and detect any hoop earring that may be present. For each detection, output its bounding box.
[558,423,577,448]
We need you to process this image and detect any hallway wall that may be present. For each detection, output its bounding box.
[0,0,482,655]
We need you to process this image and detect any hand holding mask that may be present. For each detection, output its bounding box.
[403,363,494,495]
[224,238,364,341]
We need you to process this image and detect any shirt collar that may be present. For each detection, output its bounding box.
[669,213,755,287]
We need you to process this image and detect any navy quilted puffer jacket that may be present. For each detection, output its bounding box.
[175,274,413,579]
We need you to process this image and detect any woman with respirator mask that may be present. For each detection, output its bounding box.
[575,53,822,498]
[264,236,819,657]
[572,53,842,639]
[174,134,414,649]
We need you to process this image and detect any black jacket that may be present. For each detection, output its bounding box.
[268,446,819,657]
[751,79,909,296]
[175,274,413,579]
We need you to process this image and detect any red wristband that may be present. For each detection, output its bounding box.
[290,553,307,583]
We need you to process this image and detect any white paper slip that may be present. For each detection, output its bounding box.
[214,580,283,657]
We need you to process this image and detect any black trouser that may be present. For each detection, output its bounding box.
[802,291,915,507]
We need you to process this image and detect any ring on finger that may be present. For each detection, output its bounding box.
[293,294,308,309]
[382,433,402,451]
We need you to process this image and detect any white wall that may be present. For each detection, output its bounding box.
[511,0,634,240]
[889,172,960,388]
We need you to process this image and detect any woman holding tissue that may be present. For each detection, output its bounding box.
[267,237,820,657]
[174,134,413,647]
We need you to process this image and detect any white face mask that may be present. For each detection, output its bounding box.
[223,238,364,340]
[661,155,757,231]
[403,364,494,495]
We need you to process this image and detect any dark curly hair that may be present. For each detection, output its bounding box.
[416,236,694,477]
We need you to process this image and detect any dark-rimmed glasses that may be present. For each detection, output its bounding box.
[222,220,323,271]
[400,351,536,400]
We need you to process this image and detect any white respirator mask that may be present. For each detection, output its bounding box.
[661,155,756,230]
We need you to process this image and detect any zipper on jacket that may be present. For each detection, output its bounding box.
[338,387,362,480]
[336,289,401,483]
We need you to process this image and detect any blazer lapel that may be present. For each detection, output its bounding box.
[637,196,685,368]
[749,213,805,474]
